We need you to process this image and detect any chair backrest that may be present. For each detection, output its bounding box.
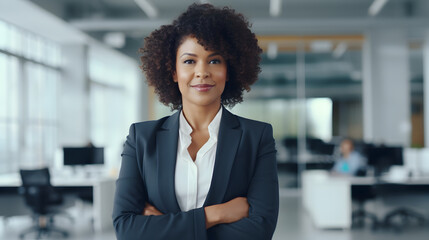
[20,168,51,187]
[19,168,53,214]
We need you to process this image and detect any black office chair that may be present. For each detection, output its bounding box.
[384,206,426,230]
[351,185,379,230]
[19,168,69,239]
[374,183,426,231]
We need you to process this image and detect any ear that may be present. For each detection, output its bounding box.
[173,72,178,83]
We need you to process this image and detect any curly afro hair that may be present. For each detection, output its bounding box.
[140,3,262,110]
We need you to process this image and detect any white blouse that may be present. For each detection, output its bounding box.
[174,108,222,212]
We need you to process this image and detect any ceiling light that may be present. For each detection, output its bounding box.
[270,0,282,17]
[103,32,126,48]
[310,41,333,53]
[368,0,389,16]
[134,0,158,19]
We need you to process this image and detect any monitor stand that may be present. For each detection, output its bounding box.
[67,165,104,178]
[67,165,89,178]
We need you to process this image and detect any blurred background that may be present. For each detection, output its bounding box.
[0,0,428,239]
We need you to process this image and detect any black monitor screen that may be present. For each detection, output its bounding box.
[63,147,104,166]
[367,146,403,176]
[315,143,335,155]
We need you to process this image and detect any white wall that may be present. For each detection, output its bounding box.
[363,29,411,146]
[60,44,90,146]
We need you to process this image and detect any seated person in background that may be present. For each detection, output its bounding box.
[332,138,366,176]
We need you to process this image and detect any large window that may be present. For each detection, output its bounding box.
[0,53,20,172]
[0,19,61,173]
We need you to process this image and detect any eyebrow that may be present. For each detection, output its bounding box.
[179,52,221,58]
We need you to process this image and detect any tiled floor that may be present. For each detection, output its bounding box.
[1,189,429,240]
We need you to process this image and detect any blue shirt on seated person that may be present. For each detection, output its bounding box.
[332,139,365,176]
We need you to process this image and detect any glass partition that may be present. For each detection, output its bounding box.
[149,35,364,188]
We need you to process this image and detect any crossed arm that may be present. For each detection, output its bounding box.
[144,197,249,229]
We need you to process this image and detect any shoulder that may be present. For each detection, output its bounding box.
[223,110,274,142]
[228,111,272,132]
[236,115,271,128]
[350,151,364,160]
[129,111,178,136]
[350,151,362,157]
[133,117,168,132]
[228,112,277,155]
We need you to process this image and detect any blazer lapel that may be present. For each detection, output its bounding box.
[156,111,181,212]
[204,107,242,206]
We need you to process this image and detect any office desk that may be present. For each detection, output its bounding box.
[302,170,429,229]
[0,173,116,232]
[302,170,351,229]
[277,159,335,188]
[348,175,429,185]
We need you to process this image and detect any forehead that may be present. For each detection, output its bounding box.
[176,36,218,55]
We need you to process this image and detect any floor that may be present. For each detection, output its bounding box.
[1,189,429,240]
[0,202,116,240]
[272,189,429,240]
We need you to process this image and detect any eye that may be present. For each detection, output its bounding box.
[183,59,195,64]
[209,59,221,64]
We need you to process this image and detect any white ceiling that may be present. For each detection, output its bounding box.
[2,0,426,99]
[29,0,429,36]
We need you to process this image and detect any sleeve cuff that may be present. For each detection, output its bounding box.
[193,207,208,240]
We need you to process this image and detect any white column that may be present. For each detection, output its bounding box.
[59,44,90,146]
[363,29,411,146]
[424,30,429,148]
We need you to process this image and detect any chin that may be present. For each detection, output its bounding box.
[189,98,221,107]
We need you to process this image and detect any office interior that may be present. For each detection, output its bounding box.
[1,0,429,239]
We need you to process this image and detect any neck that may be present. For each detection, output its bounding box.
[181,102,221,131]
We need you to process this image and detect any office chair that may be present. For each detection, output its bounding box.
[375,184,426,231]
[19,168,69,239]
[351,184,379,230]
[383,207,425,231]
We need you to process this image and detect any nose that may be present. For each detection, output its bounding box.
[196,72,209,79]
[195,63,209,79]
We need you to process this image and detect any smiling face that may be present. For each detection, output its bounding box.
[173,36,227,110]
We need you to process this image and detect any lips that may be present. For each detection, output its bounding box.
[191,84,214,92]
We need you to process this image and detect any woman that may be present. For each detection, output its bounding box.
[113,3,279,240]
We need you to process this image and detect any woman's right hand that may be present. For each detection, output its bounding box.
[204,197,249,229]
[143,202,163,216]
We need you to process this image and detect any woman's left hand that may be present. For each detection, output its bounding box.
[143,203,163,216]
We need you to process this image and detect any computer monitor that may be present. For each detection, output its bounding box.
[367,146,403,176]
[314,143,335,155]
[63,147,104,166]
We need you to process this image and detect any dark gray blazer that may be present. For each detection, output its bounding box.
[113,107,279,240]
